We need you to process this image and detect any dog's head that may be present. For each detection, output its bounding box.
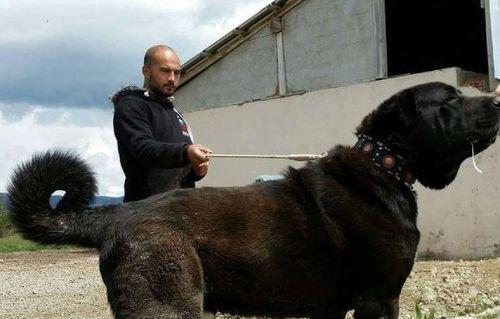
[357,82,500,189]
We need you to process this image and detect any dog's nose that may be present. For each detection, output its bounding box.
[489,85,500,110]
[491,99,500,110]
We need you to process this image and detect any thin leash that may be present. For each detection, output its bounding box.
[207,153,327,161]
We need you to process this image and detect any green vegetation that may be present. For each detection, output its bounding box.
[0,234,71,253]
[0,202,14,238]
[0,203,72,252]
[415,301,436,319]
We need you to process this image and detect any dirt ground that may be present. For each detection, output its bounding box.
[0,250,498,319]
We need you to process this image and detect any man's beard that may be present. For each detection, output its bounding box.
[147,84,176,105]
[150,85,173,97]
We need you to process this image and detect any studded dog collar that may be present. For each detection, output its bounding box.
[354,134,416,189]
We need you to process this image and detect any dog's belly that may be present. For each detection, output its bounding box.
[201,255,344,316]
[203,283,337,317]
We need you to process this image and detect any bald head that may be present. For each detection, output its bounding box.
[144,45,178,67]
[142,45,182,96]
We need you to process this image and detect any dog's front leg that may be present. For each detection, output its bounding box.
[353,296,400,319]
[353,298,387,319]
[384,297,399,319]
[311,311,347,319]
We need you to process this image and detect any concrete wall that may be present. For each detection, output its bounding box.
[176,0,380,112]
[283,0,379,92]
[175,27,278,112]
[184,67,500,259]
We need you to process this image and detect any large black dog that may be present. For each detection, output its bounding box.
[8,82,500,319]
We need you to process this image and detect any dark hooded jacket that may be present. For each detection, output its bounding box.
[111,86,200,202]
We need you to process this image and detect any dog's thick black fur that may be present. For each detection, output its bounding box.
[8,82,500,319]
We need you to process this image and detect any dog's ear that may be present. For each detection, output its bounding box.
[395,89,419,130]
[416,162,460,189]
[356,88,417,137]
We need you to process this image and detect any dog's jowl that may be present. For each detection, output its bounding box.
[8,82,500,319]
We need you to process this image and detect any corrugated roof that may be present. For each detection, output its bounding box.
[178,0,305,88]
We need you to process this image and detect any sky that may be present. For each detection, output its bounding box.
[0,0,273,196]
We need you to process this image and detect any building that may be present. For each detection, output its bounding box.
[176,0,499,111]
[175,0,500,259]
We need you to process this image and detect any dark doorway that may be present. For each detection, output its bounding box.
[385,0,488,76]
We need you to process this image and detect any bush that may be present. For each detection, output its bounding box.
[0,203,14,238]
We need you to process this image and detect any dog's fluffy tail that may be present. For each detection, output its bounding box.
[7,150,107,248]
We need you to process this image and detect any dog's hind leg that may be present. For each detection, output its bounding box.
[100,230,204,319]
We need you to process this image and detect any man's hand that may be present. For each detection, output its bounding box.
[187,144,212,166]
[193,162,209,178]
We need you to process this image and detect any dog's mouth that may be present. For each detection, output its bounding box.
[469,124,499,144]
[465,92,500,135]
[469,125,498,173]
[467,110,499,144]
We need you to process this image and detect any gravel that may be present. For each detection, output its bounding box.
[399,259,500,318]
[0,250,498,319]
[0,250,112,319]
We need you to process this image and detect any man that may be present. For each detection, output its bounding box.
[112,45,211,202]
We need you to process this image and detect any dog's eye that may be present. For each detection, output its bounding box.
[446,97,460,105]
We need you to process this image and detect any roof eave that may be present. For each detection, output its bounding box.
[179,0,304,88]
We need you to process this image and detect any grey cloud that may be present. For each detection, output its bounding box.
[0,103,113,127]
[0,38,142,108]
[0,1,271,112]
[0,103,35,122]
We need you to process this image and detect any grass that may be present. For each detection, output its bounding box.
[415,301,436,319]
[0,233,72,253]
[0,206,14,238]
[1,203,73,252]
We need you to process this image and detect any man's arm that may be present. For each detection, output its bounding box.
[113,97,190,168]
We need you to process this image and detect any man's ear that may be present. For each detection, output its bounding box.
[142,66,150,87]
[142,65,149,78]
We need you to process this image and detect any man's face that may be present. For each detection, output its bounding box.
[143,49,181,96]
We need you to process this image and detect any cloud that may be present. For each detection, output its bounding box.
[0,0,273,196]
[0,0,271,109]
[0,105,123,196]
